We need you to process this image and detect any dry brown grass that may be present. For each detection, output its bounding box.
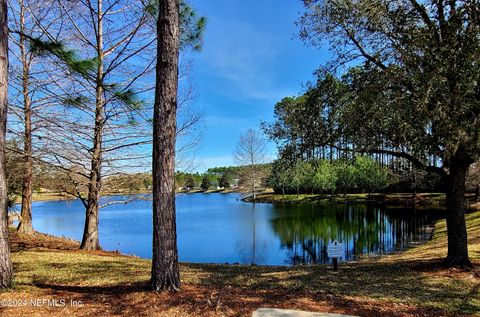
[0,212,479,316]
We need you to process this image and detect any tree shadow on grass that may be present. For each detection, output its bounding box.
[30,281,221,317]
[31,282,152,317]
[33,281,150,295]
[187,258,479,316]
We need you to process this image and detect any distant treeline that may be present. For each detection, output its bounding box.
[6,148,273,200]
[175,166,241,190]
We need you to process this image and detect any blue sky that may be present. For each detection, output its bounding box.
[186,0,330,171]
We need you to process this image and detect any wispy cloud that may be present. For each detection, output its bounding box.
[198,17,295,104]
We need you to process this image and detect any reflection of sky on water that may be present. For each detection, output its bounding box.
[25,193,444,265]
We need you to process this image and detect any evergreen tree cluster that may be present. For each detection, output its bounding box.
[268,156,390,196]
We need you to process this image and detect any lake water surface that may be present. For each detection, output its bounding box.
[28,193,443,265]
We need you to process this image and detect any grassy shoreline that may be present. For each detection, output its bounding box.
[1,211,479,316]
[249,192,447,205]
[251,192,478,207]
[250,192,480,215]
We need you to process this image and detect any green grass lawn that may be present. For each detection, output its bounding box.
[1,211,479,316]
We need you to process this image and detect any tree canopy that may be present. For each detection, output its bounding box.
[297,0,480,266]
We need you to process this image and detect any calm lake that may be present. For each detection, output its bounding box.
[27,193,443,265]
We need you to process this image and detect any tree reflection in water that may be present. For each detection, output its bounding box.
[235,203,269,265]
[270,204,443,265]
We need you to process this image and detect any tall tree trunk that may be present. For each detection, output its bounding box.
[151,0,180,292]
[444,159,471,266]
[80,160,101,250]
[81,0,104,251]
[81,97,103,250]
[17,0,33,234]
[0,0,14,288]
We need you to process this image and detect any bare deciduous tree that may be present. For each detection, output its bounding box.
[234,129,267,200]
[7,0,63,234]
[38,0,204,251]
[28,0,161,251]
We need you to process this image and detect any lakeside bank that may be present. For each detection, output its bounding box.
[1,210,479,316]
[248,192,447,205]
[249,192,480,210]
